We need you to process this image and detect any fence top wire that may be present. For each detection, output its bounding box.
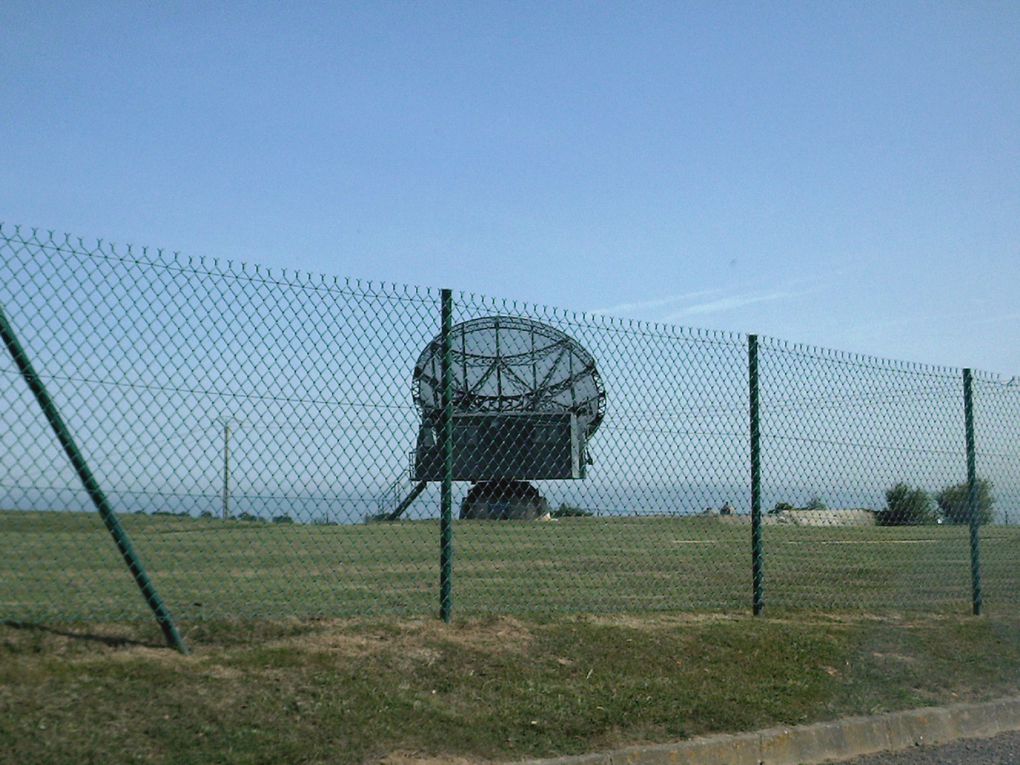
[0,223,439,303]
[758,334,968,380]
[3,221,1018,383]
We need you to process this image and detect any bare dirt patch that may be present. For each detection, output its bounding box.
[583,612,742,629]
[871,651,919,663]
[265,616,536,660]
[379,753,482,765]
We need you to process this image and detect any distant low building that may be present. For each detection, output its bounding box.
[769,508,876,527]
[717,508,877,527]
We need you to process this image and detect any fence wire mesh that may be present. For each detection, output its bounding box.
[2,224,1018,629]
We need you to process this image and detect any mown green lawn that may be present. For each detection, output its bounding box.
[2,510,1017,625]
[3,511,1020,764]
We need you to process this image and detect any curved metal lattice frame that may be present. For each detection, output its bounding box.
[413,316,606,438]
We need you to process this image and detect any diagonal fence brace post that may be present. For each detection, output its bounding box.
[0,304,189,653]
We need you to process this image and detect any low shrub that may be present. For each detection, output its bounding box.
[551,504,593,518]
[236,512,263,522]
[877,483,936,526]
[937,479,994,525]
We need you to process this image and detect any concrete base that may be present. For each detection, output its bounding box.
[521,695,1020,765]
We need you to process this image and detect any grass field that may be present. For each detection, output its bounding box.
[3,510,1020,764]
[3,613,1020,764]
[2,510,1018,626]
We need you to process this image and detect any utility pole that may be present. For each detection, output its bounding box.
[221,420,232,520]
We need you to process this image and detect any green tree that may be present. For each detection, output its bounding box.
[877,483,936,526]
[936,479,994,525]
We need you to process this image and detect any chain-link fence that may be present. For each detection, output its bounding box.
[2,225,1018,645]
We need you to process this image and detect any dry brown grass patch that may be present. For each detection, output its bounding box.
[264,616,535,661]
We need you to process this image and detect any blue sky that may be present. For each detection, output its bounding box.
[2,1,1018,374]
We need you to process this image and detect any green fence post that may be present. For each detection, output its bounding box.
[749,334,764,616]
[439,289,454,622]
[963,368,983,616]
[0,304,189,653]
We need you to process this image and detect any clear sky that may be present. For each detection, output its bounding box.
[3,1,1018,374]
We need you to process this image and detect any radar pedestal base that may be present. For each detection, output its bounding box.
[460,480,550,520]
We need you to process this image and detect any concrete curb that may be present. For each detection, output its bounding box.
[520,696,1020,765]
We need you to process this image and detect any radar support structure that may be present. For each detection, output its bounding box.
[389,315,605,520]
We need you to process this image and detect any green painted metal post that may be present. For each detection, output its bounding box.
[439,289,454,622]
[0,304,189,653]
[963,368,983,616]
[749,334,764,616]
[221,420,232,520]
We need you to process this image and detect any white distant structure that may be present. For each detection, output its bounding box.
[717,508,877,527]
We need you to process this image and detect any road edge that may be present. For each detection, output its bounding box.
[520,695,1020,765]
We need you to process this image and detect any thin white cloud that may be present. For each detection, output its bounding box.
[593,287,727,315]
[664,286,820,320]
[595,272,841,321]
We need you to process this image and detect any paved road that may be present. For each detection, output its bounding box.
[833,730,1020,764]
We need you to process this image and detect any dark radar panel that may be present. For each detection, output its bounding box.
[412,411,585,482]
